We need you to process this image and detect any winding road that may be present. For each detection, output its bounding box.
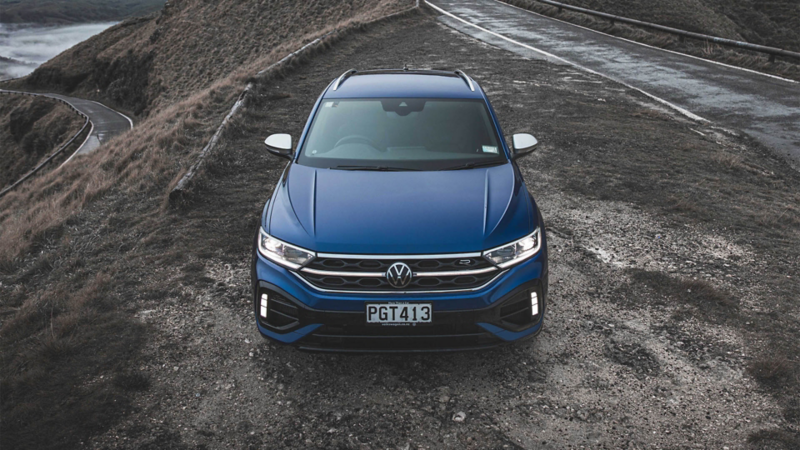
[1,89,132,158]
[47,93,133,158]
[427,0,800,165]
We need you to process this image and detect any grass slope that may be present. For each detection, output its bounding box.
[0,94,83,188]
[13,0,412,117]
[0,1,410,448]
[0,0,165,24]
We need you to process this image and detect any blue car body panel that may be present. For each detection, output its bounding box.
[266,163,532,254]
[477,322,542,341]
[252,70,548,351]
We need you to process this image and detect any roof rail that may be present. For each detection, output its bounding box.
[333,69,358,91]
[454,70,475,92]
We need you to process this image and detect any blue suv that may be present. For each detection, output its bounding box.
[251,69,548,351]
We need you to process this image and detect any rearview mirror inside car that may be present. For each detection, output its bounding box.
[264,134,293,160]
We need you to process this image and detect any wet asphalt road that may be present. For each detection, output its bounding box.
[1,89,132,156]
[45,93,132,156]
[427,0,800,165]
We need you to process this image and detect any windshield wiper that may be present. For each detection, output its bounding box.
[331,165,421,171]
[440,160,506,171]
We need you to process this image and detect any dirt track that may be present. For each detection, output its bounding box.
[3,7,799,450]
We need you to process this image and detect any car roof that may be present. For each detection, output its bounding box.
[323,69,485,99]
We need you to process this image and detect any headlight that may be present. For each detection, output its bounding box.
[483,228,541,268]
[257,228,314,269]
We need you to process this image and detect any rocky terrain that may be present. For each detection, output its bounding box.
[3,7,798,449]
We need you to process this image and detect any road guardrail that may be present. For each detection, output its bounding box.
[0,90,91,198]
[504,0,800,62]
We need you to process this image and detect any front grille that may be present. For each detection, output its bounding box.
[300,323,501,351]
[299,255,499,292]
[300,271,498,291]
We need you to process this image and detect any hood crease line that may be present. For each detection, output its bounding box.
[311,170,317,236]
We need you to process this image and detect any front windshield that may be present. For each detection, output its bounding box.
[297,98,506,171]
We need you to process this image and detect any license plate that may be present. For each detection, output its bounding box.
[366,303,432,325]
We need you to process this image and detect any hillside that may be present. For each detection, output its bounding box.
[2,8,799,448]
[0,0,165,24]
[0,94,83,188]
[14,0,411,117]
[547,0,800,52]
[0,1,411,446]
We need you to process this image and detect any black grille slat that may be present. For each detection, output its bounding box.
[269,308,296,321]
[307,257,493,273]
[300,270,497,292]
[311,332,487,339]
[270,297,298,312]
[303,323,500,351]
[266,311,296,328]
[263,292,300,329]
[498,292,533,327]
[500,305,529,319]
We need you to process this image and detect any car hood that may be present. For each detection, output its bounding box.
[266,163,533,254]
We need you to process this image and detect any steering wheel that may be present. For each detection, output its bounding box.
[333,134,381,151]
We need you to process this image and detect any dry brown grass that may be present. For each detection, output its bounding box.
[754,204,800,230]
[0,78,238,264]
[14,0,412,115]
[1,269,147,449]
[665,195,705,215]
[0,0,412,268]
[1,3,414,448]
[0,95,83,188]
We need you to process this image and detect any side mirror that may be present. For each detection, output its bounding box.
[264,134,293,160]
[511,133,538,160]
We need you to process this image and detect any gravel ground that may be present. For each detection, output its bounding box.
[4,8,798,449]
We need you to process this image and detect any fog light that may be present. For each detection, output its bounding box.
[530,292,539,316]
[260,293,268,318]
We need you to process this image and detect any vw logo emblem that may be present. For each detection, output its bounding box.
[386,262,412,289]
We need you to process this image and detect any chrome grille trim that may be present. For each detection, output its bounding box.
[316,251,483,260]
[299,266,498,278]
[298,252,499,293]
[413,267,497,277]
[301,267,384,278]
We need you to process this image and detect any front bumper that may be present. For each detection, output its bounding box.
[251,250,548,352]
